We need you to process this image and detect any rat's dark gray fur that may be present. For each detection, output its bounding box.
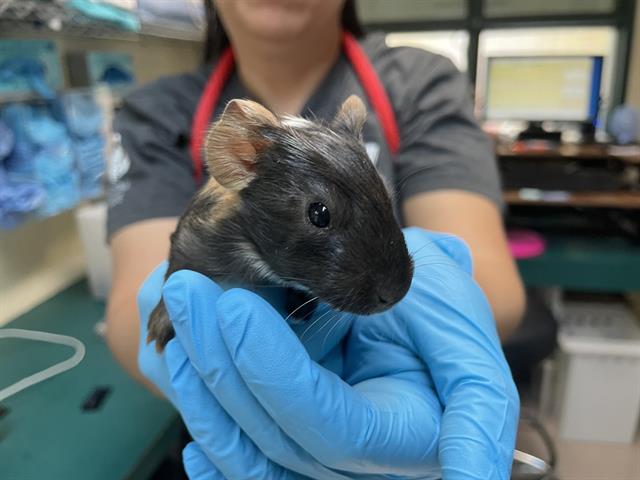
[147,96,413,350]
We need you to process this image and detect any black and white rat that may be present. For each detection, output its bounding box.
[147,95,413,350]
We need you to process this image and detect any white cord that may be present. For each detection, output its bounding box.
[0,328,86,403]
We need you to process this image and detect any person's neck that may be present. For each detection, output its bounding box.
[231,26,342,115]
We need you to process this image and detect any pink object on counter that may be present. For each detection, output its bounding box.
[508,230,546,259]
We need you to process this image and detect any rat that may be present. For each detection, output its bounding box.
[147,94,414,351]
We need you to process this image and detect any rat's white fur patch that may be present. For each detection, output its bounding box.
[281,116,314,129]
[282,115,342,145]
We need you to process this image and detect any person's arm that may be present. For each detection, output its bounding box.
[403,190,525,340]
[105,218,177,389]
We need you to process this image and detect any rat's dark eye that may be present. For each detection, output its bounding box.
[308,202,330,228]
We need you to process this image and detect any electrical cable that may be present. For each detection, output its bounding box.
[520,408,558,469]
[0,328,86,403]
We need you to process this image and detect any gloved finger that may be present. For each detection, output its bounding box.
[216,288,442,475]
[400,228,520,479]
[182,442,225,480]
[164,338,303,480]
[164,271,349,480]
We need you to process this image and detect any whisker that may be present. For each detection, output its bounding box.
[410,253,448,264]
[300,308,335,341]
[303,311,340,343]
[284,295,319,323]
[408,242,434,259]
[412,262,461,270]
[321,314,353,351]
[321,318,343,351]
[410,273,456,291]
[408,234,462,258]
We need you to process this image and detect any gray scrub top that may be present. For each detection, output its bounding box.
[106,32,502,239]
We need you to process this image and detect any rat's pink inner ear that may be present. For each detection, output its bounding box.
[333,94,367,136]
[203,126,260,191]
[203,100,277,191]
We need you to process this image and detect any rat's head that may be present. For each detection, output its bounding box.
[204,95,413,314]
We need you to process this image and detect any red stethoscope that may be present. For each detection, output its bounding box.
[190,31,400,184]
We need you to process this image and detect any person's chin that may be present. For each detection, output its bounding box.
[238,4,312,37]
[247,20,310,42]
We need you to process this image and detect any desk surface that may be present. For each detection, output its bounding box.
[0,281,181,480]
[517,235,640,292]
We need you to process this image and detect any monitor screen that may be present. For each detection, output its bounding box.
[483,56,603,123]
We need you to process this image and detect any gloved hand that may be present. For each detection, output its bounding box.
[137,265,353,405]
[137,227,519,479]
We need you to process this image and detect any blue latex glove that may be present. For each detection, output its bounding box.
[138,227,519,479]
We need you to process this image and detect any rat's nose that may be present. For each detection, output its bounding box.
[373,267,413,312]
[377,294,391,305]
[374,284,406,311]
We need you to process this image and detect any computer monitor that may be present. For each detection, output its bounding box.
[482,55,603,125]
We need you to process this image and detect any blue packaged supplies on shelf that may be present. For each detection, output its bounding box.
[71,135,105,198]
[0,40,63,99]
[0,170,45,229]
[0,43,109,228]
[1,104,41,176]
[64,91,104,138]
[0,119,45,229]
[0,116,14,159]
[33,144,80,217]
[67,51,135,91]
[63,91,106,198]
[1,103,81,218]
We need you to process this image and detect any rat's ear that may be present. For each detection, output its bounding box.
[332,95,367,137]
[204,99,278,190]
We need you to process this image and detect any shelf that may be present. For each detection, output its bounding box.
[0,0,137,39]
[496,143,640,165]
[504,190,640,209]
[140,22,203,42]
[0,0,204,42]
[0,85,124,107]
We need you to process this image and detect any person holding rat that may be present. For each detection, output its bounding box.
[106,1,524,479]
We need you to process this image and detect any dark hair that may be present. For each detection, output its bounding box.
[203,0,365,63]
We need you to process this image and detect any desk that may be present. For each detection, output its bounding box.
[516,235,640,292]
[0,281,182,480]
[496,142,640,194]
[496,142,640,165]
[497,142,640,290]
